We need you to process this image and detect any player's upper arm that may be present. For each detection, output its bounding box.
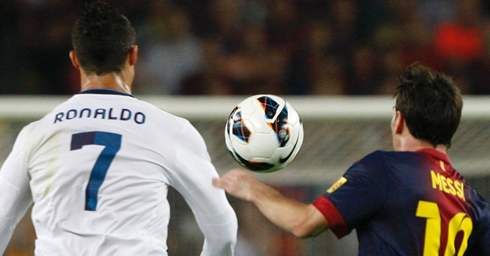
[170,121,221,200]
[170,120,235,217]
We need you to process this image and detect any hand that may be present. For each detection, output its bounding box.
[212,169,262,202]
[214,168,330,238]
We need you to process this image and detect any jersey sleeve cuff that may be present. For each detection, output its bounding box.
[312,195,350,238]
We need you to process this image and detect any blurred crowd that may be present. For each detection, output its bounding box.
[2,0,490,96]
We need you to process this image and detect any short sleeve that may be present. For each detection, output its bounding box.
[314,151,390,237]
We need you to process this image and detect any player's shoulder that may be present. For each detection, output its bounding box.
[347,150,392,176]
[131,97,192,128]
[362,150,423,163]
[359,150,397,163]
[353,150,420,174]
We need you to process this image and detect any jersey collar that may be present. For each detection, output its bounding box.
[417,148,451,165]
[79,89,134,97]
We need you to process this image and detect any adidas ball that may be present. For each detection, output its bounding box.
[225,94,304,173]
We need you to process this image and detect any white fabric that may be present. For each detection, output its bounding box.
[0,91,237,256]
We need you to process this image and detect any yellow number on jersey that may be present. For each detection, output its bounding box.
[416,200,473,256]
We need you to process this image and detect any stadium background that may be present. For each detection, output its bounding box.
[2,0,490,255]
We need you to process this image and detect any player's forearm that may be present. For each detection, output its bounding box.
[0,222,12,254]
[201,234,236,256]
[251,183,327,238]
[0,179,20,254]
[198,207,238,256]
[0,171,33,254]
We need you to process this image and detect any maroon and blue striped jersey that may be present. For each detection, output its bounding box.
[313,149,490,255]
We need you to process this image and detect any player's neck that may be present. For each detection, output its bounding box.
[397,137,448,154]
[80,72,132,94]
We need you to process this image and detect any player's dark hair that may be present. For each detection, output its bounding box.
[394,62,462,148]
[71,0,136,75]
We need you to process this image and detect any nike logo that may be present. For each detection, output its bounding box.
[279,132,301,164]
[234,151,274,171]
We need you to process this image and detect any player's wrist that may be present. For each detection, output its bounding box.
[249,182,276,204]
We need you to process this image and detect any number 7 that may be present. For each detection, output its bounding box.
[71,131,122,211]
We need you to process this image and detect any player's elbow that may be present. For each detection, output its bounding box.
[291,224,324,239]
[291,228,312,239]
[203,229,237,256]
[217,239,237,255]
[290,205,329,239]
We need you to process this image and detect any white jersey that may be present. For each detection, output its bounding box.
[0,89,237,256]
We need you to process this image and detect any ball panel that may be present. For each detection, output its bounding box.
[230,108,252,143]
[270,105,290,147]
[234,152,275,171]
[256,95,283,120]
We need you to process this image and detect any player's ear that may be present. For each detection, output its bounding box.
[69,51,80,70]
[394,110,404,134]
[129,45,138,66]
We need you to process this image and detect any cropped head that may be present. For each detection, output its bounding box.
[71,1,136,75]
[394,62,462,148]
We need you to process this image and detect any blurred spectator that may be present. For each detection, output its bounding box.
[182,0,292,95]
[0,1,23,94]
[344,44,383,95]
[432,0,485,93]
[299,20,345,95]
[468,18,490,94]
[398,13,442,71]
[16,0,77,95]
[433,1,483,62]
[181,0,245,95]
[1,0,489,96]
[267,0,307,95]
[416,0,457,30]
[135,1,204,95]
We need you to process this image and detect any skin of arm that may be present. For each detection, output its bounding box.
[212,169,329,238]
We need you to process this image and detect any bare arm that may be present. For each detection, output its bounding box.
[212,169,329,238]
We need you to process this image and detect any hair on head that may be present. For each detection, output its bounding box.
[394,62,462,148]
[72,0,136,75]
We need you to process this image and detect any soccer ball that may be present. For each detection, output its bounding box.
[225,94,304,173]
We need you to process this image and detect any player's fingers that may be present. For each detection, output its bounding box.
[213,169,255,198]
[226,169,250,182]
[212,177,231,188]
[229,168,246,175]
[214,169,244,186]
[213,175,236,190]
[212,178,221,188]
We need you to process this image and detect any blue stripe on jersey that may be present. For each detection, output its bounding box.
[71,131,122,211]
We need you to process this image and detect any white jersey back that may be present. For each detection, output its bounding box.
[0,90,237,255]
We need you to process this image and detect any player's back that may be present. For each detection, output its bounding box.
[21,90,199,255]
[354,149,490,255]
[321,148,490,255]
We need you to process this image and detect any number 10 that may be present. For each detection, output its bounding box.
[416,200,473,256]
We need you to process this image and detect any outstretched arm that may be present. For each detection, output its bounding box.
[213,169,329,238]
[0,128,33,254]
[173,123,237,256]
